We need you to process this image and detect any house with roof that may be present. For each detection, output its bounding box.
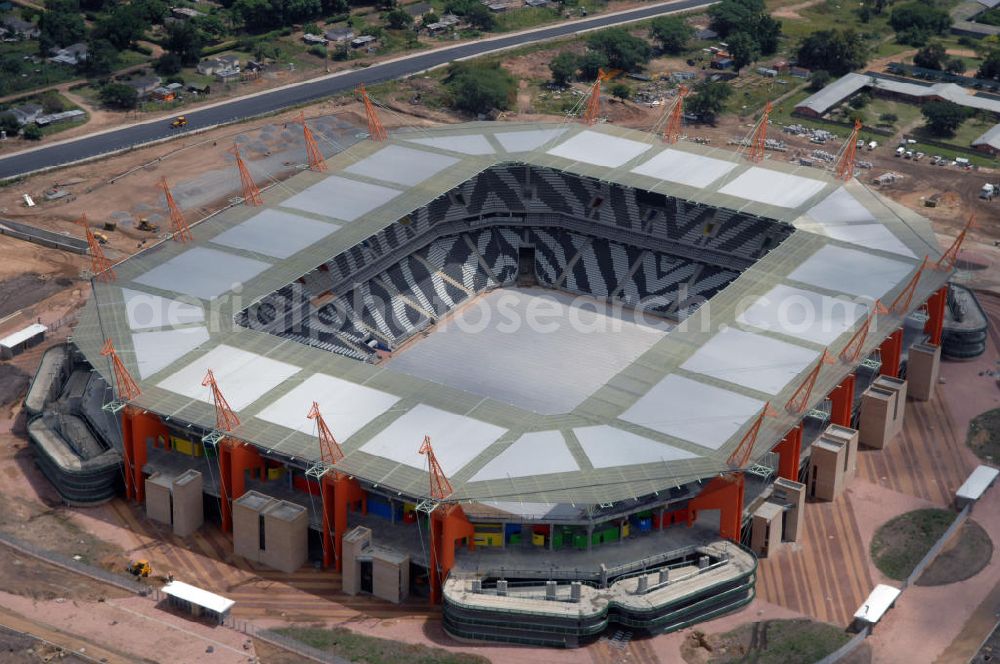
[324,27,355,43]
[1,15,39,39]
[48,42,88,66]
[351,35,376,49]
[10,103,42,126]
[972,124,1000,155]
[196,55,240,76]
[303,32,327,45]
[123,75,163,99]
[170,6,203,20]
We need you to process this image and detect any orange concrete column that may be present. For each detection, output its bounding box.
[773,424,803,482]
[686,473,745,542]
[128,411,166,504]
[429,505,474,604]
[829,374,856,428]
[229,443,261,502]
[332,475,364,572]
[218,441,233,532]
[924,286,947,347]
[879,328,903,378]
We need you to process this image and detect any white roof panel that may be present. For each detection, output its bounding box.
[719,167,826,208]
[281,175,402,222]
[211,209,338,259]
[358,404,505,477]
[787,245,915,299]
[806,187,876,224]
[122,288,203,331]
[404,134,495,155]
[736,283,866,346]
[621,374,766,450]
[575,425,698,468]
[345,144,459,186]
[957,465,1000,502]
[0,323,46,348]
[470,431,578,481]
[255,373,400,443]
[854,584,901,624]
[157,344,301,411]
[547,130,652,168]
[162,581,234,614]
[631,148,737,188]
[494,128,567,152]
[820,223,917,258]
[680,327,820,395]
[131,327,209,379]
[132,247,271,301]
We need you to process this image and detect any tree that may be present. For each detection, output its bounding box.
[978,50,1000,80]
[37,0,85,53]
[94,5,149,50]
[809,69,832,91]
[587,28,651,72]
[796,29,869,76]
[848,92,870,109]
[755,14,781,55]
[549,51,578,87]
[465,3,495,30]
[445,61,515,115]
[686,78,732,122]
[921,100,969,137]
[194,14,227,40]
[913,41,946,70]
[578,50,608,81]
[708,0,780,55]
[610,82,630,100]
[0,113,20,136]
[385,7,412,29]
[303,22,323,35]
[890,2,950,46]
[165,21,204,66]
[155,51,183,75]
[879,112,898,124]
[946,58,966,74]
[727,32,759,73]
[22,124,43,140]
[423,10,439,24]
[650,16,693,55]
[79,38,119,76]
[99,82,139,109]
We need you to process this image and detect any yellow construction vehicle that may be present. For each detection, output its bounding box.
[127,559,152,577]
[136,218,159,233]
[170,116,188,128]
[93,231,109,245]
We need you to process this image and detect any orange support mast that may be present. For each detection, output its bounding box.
[201,369,240,432]
[582,69,612,125]
[726,402,777,468]
[889,256,928,315]
[839,300,888,364]
[76,214,115,282]
[202,369,242,532]
[419,435,453,500]
[745,101,772,163]
[298,112,327,172]
[785,349,835,414]
[934,214,974,271]
[231,144,263,206]
[100,339,141,402]
[663,84,689,144]
[834,119,863,181]
[358,84,388,141]
[100,339,151,502]
[307,401,344,465]
[160,177,193,243]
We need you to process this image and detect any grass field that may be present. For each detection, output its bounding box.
[967,408,1000,463]
[273,626,489,664]
[870,508,956,581]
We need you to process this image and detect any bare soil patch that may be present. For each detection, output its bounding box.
[680,619,871,664]
[0,273,70,319]
[0,548,128,603]
[917,519,993,586]
[967,408,1000,463]
[0,365,29,407]
[0,624,90,664]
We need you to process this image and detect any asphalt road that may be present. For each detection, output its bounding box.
[0,0,713,180]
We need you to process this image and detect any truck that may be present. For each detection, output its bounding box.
[895,147,905,157]
[981,183,996,200]
[868,141,878,151]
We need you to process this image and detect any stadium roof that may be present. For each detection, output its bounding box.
[71,121,949,507]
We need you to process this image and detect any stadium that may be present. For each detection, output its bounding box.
[25,119,956,647]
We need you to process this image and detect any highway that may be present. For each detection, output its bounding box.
[0,0,713,180]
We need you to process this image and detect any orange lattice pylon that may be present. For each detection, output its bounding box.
[834,119,863,181]
[663,84,689,144]
[307,401,344,466]
[100,338,141,402]
[889,256,929,315]
[745,101,772,163]
[785,349,836,414]
[201,369,241,432]
[727,402,778,468]
[419,435,453,500]
[298,112,327,172]
[76,214,115,282]
[582,69,618,126]
[230,143,263,206]
[160,177,193,243]
[358,84,388,142]
[839,299,889,364]
[934,214,975,271]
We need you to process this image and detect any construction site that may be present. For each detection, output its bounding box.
[0,77,998,662]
